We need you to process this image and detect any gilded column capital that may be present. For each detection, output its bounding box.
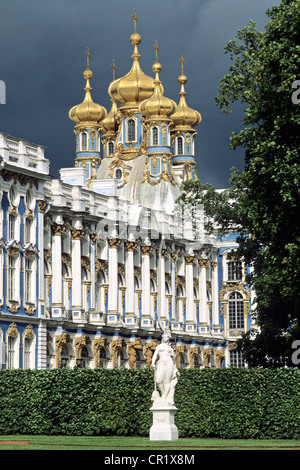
[38,200,47,213]
[52,223,66,236]
[211,262,218,271]
[185,254,195,265]
[125,241,138,251]
[71,228,85,240]
[108,238,121,249]
[141,244,153,255]
[90,233,98,245]
[198,258,208,268]
[161,248,169,258]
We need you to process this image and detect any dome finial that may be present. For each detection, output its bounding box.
[132,8,138,33]
[85,47,91,70]
[152,40,162,78]
[180,52,185,75]
[130,9,141,59]
[111,59,116,81]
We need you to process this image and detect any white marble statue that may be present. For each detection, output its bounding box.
[151,331,179,405]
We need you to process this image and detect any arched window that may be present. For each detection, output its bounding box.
[115,168,122,180]
[100,348,108,369]
[228,292,244,329]
[127,119,136,142]
[177,136,183,155]
[24,258,33,303]
[95,270,105,313]
[227,261,243,282]
[229,349,245,368]
[60,344,69,368]
[81,132,88,151]
[7,335,16,369]
[108,141,114,155]
[8,255,17,301]
[152,127,159,145]
[24,336,34,369]
[8,213,16,240]
[77,346,89,368]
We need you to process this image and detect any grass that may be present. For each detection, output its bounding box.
[0,435,300,450]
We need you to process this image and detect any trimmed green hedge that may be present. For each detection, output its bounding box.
[0,367,300,438]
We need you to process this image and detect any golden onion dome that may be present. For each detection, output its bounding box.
[102,98,119,134]
[108,10,162,110]
[69,48,107,126]
[139,41,176,120]
[171,54,201,131]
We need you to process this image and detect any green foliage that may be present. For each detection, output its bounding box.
[175,0,300,367]
[1,368,300,439]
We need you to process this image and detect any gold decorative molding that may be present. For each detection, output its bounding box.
[8,303,19,314]
[185,254,195,265]
[24,324,35,338]
[125,241,137,251]
[38,200,47,213]
[81,256,90,272]
[188,346,200,368]
[96,259,108,274]
[52,223,66,237]
[108,238,121,249]
[71,228,85,240]
[141,244,152,255]
[175,344,186,369]
[127,338,143,369]
[90,233,98,245]
[44,249,52,265]
[75,336,91,363]
[111,338,126,369]
[94,337,108,368]
[25,304,35,316]
[62,253,71,268]
[203,347,213,367]
[55,333,71,368]
[215,349,225,368]
[198,258,208,268]
[7,322,19,337]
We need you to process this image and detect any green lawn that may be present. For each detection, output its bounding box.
[0,435,300,450]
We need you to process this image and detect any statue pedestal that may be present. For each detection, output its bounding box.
[149,403,178,441]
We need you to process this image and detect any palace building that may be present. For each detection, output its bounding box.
[0,11,251,371]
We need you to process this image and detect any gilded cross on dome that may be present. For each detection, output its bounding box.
[154,40,159,62]
[132,9,139,32]
[111,59,116,81]
[180,53,185,75]
[85,47,91,69]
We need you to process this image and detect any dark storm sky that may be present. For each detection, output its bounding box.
[0,0,280,188]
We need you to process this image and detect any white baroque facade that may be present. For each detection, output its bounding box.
[0,12,251,371]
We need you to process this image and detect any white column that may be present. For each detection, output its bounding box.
[171,253,176,323]
[125,241,136,316]
[90,236,96,310]
[37,321,47,369]
[211,256,220,328]
[71,228,83,309]
[199,258,209,328]
[51,223,63,306]
[37,201,45,311]
[185,255,196,331]
[141,244,152,324]
[158,249,167,324]
[108,238,120,314]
